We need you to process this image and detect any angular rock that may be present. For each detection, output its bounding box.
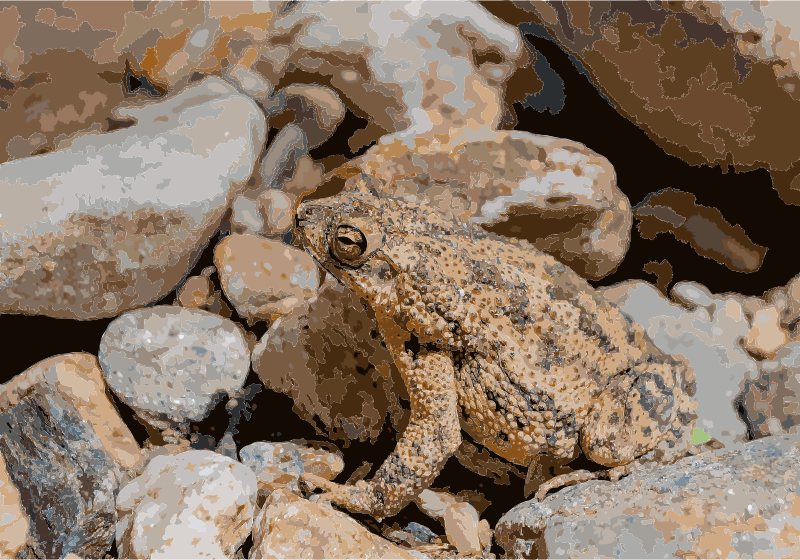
[252,281,408,443]
[214,234,319,324]
[495,434,800,559]
[601,280,757,447]
[0,77,266,319]
[116,450,257,559]
[322,130,631,279]
[403,522,439,546]
[5,353,142,477]
[250,487,417,559]
[443,502,482,555]
[0,357,123,558]
[414,489,461,523]
[98,306,250,434]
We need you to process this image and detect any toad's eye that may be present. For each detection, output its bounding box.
[333,225,368,261]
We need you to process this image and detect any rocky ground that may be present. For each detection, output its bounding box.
[1,2,799,559]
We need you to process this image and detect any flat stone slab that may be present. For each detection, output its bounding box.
[495,434,800,559]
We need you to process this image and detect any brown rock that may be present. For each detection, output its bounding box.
[743,301,789,359]
[634,189,766,274]
[214,234,320,324]
[175,274,215,309]
[738,341,800,439]
[491,2,800,204]
[252,281,409,444]
[317,130,631,279]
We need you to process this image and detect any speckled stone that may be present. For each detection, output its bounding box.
[98,306,250,432]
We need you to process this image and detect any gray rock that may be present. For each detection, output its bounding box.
[259,124,307,191]
[404,522,439,545]
[240,441,305,495]
[495,434,800,559]
[0,370,121,558]
[0,77,266,319]
[265,85,345,149]
[98,306,250,433]
[268,1,525,137]
[231,194,266,235]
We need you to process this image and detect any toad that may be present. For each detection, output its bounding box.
[295,187,698,519]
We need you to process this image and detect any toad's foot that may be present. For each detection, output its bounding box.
[301,473,387,518]
[531,462,644,501]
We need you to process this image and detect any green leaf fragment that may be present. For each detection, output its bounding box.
[691,427,711,445]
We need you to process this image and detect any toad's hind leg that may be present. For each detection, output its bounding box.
[530,362,698,501]
[581,361,696,468]
[302,348,461,519]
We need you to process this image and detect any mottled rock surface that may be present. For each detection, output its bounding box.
[116,450,257,559]
[0,77,266,319]
[0,454,28,558]
[740,342,800,438]
[496,434,800,559]
[0,357,122,558]
[99,306,250,432]
[267,1,526,141]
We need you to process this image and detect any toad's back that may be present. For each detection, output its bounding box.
[388,213,674,466]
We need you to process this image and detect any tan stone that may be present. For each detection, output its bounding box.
[0,454,28,558]
[257,190,295,237]
[250,488,417,559]
[443,502,482,555]
[175,274,214,309]
[318,129,631,279]
[414,489,461,522]
[214,234,320,324]
[744,302,789,359]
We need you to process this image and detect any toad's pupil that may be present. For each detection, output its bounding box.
[334,226,367,260]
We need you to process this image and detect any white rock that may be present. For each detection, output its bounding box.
[414,488,461,522]
[116,450,257,559]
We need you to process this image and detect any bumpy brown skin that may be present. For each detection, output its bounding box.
[296,191,698,519]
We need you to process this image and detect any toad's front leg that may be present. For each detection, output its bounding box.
[302,349,461,519]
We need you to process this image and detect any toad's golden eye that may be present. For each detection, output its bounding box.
[333,225,368,261]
